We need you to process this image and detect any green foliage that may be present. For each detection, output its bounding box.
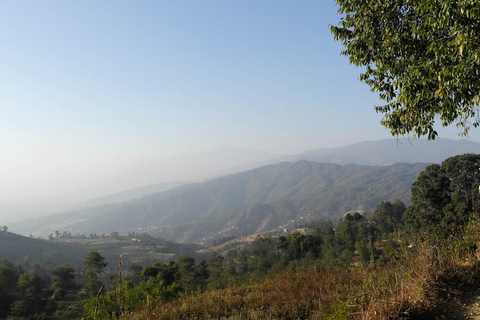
[83,251,108,275]
[0,259,55,319]
[125,263,143,284]
[83,279,183,319]
[332,0,480,139]
[250,236,279,273]
[83,251,108,297]
[176,255,199,292]
[0,259,22,317]
[54,300,85,320]
[277,232,323,261]
[206,253,225,289]
[355,237,373,265]
[52,265,79,298]
[11,272,50,319]
[370,200,406,236]
[17,273,47,300]
[403,154,480,241]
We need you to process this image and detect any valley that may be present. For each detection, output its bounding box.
[2,140,480,320]
[11,160,427,244]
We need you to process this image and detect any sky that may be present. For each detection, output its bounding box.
[1,1,480,223]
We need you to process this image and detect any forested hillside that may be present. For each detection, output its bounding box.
[2,154,480,320]
[12,161,426,243]
[84,138,480,208]
[0,230,201,270]
[0,231,88,266]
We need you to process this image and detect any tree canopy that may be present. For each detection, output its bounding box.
[52,265,79,298]
[331,0,480,139]
[403,153,480,241]
[83,251,108,296]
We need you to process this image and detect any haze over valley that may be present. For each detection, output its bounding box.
[3,1,480,225]
[9,138,480,243]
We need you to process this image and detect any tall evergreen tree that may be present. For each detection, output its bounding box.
[83,251,107,296]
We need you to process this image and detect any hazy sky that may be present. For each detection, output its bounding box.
[2,1,480,223]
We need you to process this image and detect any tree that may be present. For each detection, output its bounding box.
[206,253,224,281]
[403,154,480,241]
[83,251,107,296]
[84,251,108,275]
[277,233,323,261]
[331,1,480,139]
[52,265,79,298]
[225,249,238,274]
[193,260,209,291]
[0,259,22,317]
[176,256,196,291]
[237,249,250,274]
[250,237,279,273]
[157,261,178,287]
[355,237,373,265]
[14,273,48,318]
[125,263,143,284]
[336,213,360,252]
[371,200,406,236]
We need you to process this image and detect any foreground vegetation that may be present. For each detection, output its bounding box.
[3,215,479,320]
[111,154,480,319]
[1,154,480,319]
[123,220,480,320]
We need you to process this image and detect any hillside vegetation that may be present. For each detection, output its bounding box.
[1,154,480,319]
[0,231,201,271]
[13,161,426,243]
[0,231,88,266]
[117,154,480,320]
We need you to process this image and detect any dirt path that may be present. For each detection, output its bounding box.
[460,287,480,320]
[463,296,480,319]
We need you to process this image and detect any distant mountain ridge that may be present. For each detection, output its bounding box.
[13,160,427,243]
[78,138,480,207]
[158,161,427,242]
[281,138,480,165]
[83,181,187,207]
[10,138,479,243]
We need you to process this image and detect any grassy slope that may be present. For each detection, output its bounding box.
[121,219,480,320]
[121,251,473,320]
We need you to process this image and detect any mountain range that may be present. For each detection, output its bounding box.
[81,138,480,207]
[281,137,480,165]
[9,138,480,244]
[12,161,426,244]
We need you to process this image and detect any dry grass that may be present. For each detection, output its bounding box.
[119,218,480,320]
[121,254,446,320]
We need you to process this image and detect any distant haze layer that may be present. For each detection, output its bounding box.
[3,138,480,225]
